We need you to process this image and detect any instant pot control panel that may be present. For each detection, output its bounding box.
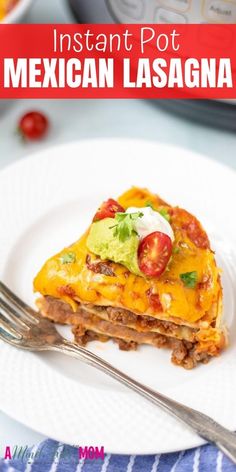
[69,0,236,24]
[107,0,236,24]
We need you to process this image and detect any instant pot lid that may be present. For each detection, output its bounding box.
[68,0,114,23]
[157,100,236,132]
[67,0,236,132]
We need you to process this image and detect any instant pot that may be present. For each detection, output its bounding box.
[68,0,236,131]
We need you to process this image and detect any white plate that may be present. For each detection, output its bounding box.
[1,139,236,455]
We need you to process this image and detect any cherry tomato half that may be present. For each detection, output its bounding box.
[138,231,172,277]
[93,199,125,222]
[18,111,49,141]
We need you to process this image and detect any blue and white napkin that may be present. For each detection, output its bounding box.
[0,439,236,472]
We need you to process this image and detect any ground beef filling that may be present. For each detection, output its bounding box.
[72,320,209,370]
[37,296,210,369]
[39,296,196,340]
[93,305,196,340]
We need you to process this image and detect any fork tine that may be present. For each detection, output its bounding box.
[0,298,30,330]
[0,282,39,324]
[0,313,22,339]
[0,330,21,347]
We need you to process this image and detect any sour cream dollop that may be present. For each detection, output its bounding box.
[126,206,174,242]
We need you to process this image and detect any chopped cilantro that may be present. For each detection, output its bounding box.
[60,252,76,264]
[111,212,143,242]
[146,201,155,210]
[173,246,180,254]
[158,208,171,222]
[180,271,198,288]
[146,203,170,223]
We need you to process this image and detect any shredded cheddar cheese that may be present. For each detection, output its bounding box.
[34,187,222,328]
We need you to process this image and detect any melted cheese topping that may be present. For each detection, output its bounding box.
[34,187,222,325]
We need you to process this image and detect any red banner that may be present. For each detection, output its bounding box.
[0,24,236,99]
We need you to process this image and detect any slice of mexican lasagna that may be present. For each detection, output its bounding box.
[34,187,226,369]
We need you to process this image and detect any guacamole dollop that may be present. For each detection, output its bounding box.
[86,218,142,276]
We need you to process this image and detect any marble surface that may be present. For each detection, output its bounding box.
[0,0,236,451]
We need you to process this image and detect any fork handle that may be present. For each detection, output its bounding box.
[53,340,236,463]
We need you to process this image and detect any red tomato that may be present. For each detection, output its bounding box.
[57,285,76,298]
[19,111,49,141]
[146,289,163,312]
[93,199,125,221]
[138,231,172,277]
[171,208,209,249]
[183,220,209,249]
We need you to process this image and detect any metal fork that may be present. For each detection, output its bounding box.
[0,281,236,463]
